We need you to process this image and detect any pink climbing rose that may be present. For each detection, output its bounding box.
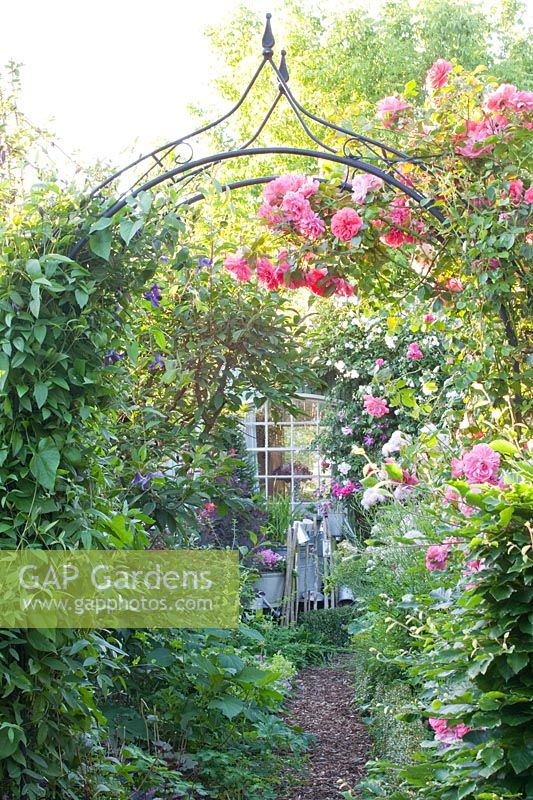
[424,314,436,323]
[281,191,313,223]
[331,207,363,241]
[426,59,452,91]
[223,254,252,283]
[429,718,472,744]
[525,186,533,203]
[375,357,385,367]
[507,179,524,204]
[363,395,390,418]
[446,278,464,292]
[351,173,384,204]
[461,444,500,485]
[256,257,283,291]
[407,342,424,360]
[425,544,449,572]
[376,95,410,128]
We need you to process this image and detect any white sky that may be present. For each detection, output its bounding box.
[0,0,269,167]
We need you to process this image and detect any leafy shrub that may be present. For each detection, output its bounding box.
[298,605,359,648]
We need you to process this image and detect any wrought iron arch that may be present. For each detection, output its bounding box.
[72,13,445,258]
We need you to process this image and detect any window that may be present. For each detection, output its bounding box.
[243,394,329,507]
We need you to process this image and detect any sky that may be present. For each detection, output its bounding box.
[0,0,269,167]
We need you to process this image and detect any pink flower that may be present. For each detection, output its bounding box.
[461,444,500,485]
[443,485,461,505]
[376,95,410,128]
[256,257,283,291]
[363,395,390,418]
[507,179,524,204]
[331,207,363,241]
[424,314,436,323]
[332,480,359,499]
[257,204,283,226]
[401,469,419,487]
[429,718,472,744]
[407,342,424,360]
[446,278,463,292]
[351,173,384,204]
[298,212,326,240]
[525,186,533,203]
[463,559,485,577]
[258,548,283,570]
[281,191,313,223]
[455,117,507,158]
[306,268,330,296]
[224,254,252,283]
[263,174,318,206]
[333,277,355,297]
[388,196,411,227]
[451,457,464,478]
[472,257,501,271]
[381,228,415,248]
[512,90,533,113]
[426,59,452,92]
[341,426,354,436]
[426,544,449,572]
[484,83,518,112]
[375,358,385,367]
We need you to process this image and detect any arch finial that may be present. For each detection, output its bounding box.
[262,13,275,57]
[279,49,289,83]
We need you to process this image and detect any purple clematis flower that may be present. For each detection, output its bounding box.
[158,256,169,264]
[363,434,375,447]
[104,350,125,366]
[131,471,164,491]
[197,256,213,271]
[142,283,163,308]
[148,353,165,371]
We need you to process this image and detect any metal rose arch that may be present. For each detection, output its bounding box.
[72,12,445,257]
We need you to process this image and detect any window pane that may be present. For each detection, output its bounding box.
[256,450,267,476]
[256,425,266,448]
[292,426,317,448]
[268,424,291,449]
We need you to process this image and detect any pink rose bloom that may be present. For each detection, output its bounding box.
[263,174,305,206]
[426,544,449,572]
[407,342,424,360]
[525,186,533,203]
[381,228,416,248]
[331,207,363,241]
[451,457,464,477]
[224,254,252,283]
[298,212,326,240]
[426,59,452,92]
[462,444,500,484]
[484,83,518,112]
[424,314,436,323]
[256,257,283,291]
[376,95,410,128]
[281,191,313,223]
[351,173,384,204]
[363,395,390,418]
[376,357,385,367]
[443,485,461,505]
[459,500,476,517]
[507,179,524,204]
[511,90,533,113]
[446,277,463,292]
[388,196,411,227]
[463,559,485,577]
[429,718,472,744]
[257,204,283,226]
[306,268,330,296]
[333,277,355,297]
[455,117,507,158]
[472,257,501,271]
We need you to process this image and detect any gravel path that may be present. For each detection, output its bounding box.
[279,659,371,800]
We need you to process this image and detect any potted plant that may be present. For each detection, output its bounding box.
[253,548,286,607]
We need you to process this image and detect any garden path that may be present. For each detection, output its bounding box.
[279,658,370,800]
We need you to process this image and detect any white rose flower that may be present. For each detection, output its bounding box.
[385,334,396,349]
[337,461,351,476]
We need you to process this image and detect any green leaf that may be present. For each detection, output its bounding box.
[384,462,404,482]
[89,217,113,232]
[30,447,60,490]
[75,289,89,309]
[509,746,533,774]
[488,439,519,456]
[29,283,40,318]
[34,324,47,345]
[152,328,166,349]
[209,696,245,719]
[0,353,9,391]
[119,217,144,246]
[89,229,112,261]
[33,383,48,409]
[25,259,42,278]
